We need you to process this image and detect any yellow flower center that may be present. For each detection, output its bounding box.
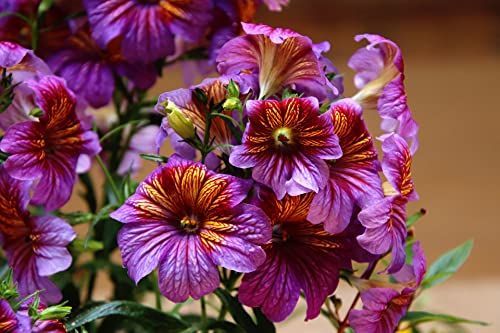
[180,215,200,233]
[273,127,293,146]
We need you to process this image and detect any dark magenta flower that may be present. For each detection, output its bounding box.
[47,25,157,108]
[349,242,427,333]
[0,166,76,303]
[0,75,101,211]
[357,134,418,273]
[349,34,419,154]
[307,99,382,233]
[239,188,371,322]
[84,0,213,63]
[110,157,271,302]
[217,23,335,100]
[229,97,342,199]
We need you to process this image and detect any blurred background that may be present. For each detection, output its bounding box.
[246,0,499,332]
[75,0,499,331]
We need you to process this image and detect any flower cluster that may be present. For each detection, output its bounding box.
[0,2,479,333]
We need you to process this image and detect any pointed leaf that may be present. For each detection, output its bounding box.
[64,301,188,332]
[422,240,473,289]
[214,288,258,333]
[402,311,488,327]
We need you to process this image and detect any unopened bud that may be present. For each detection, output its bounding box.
[227,79,240,97]
[223,97,242,111]
[29,107,44,118]
[38,303,72,321]
[168,108,196,140]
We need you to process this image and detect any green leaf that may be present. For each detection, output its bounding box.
[402,311,488,327]
[253,307,275,333]
[406,209,426,228]
[214,288,258,333]
[422,240,473,289]
[140,153,169,163]
[64,301,188,332]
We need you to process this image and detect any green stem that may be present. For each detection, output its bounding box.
[95,155,121,203]
[200,296,208,333]
[99,119,143,143]
[152,272,162,311]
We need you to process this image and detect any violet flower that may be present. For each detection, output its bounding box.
[357,134,418,273]
[47,25,157,108]
[84,0,213,63]
[307,98,382,233]
[110,157,271,302]
[349,34,419,154]
[0,166,76,303]
[239,188,372,322]
[229,97,342,199]
[0,75,101,211]
[216,23,335,100]
[0,299,30,333]
[349,242,427,333]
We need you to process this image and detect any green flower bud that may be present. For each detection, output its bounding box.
[160,99,196,140]
[223,97,242,111]
[38,302,72,321]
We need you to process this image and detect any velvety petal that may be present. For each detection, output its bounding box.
[217,23,327,99]
[357,197,394,254]
[4,239,62,303]
[382,133,418,200]
[0,41,51,78]
[239,246,301,322]
[308,98,382,233]
[85,0,212,62]
[203,203,270,272]
[0,165,32,239]
[117,222,179,283]
[0,299,19,333]
[349,287,407,333]
[31,215,76,276]
[158,234,219,302]
[48,50,114,108]
[0,83,37,130]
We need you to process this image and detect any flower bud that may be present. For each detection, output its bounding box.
[222,97,242,111]
[160,99,196,140]
[38,303,72,321]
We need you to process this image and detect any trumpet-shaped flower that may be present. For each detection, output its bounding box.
[110,157,271,302]
[349,34,418,154]
[307,98,382,233]
[239,188,372,322]
[229,97,342,199]
[216,23,334,100]
[0,166,76,303]
[0,75,101,211]
[349,242,427,333]
[357,134,418,273]
[84,0,212,63]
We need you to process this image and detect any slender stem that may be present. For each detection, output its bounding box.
[95,155,121,203]
[200,296,208,333]
[338,260,379,332]
[152,272,162,311]
[99,120,143,143]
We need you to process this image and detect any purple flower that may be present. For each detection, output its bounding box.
[357,134,418,273]
[229,97,342,199]
[307,99,382,233]
[0,166,76,303]
[110,157,271,302]
[216,23,334,100]
[84,0,213,63]
[349,242,427,333]
[0,75,101,211]
[349,34,418,154]
[0,41,51,130]
[239,189,370,322]
[0,299,30,333]
[47,25,157,108]
[260,0,289,11]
